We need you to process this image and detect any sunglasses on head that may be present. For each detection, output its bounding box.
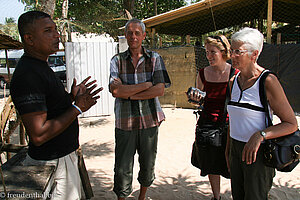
[209,36,227,52]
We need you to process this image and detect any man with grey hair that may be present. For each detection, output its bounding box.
[109,18,171,200]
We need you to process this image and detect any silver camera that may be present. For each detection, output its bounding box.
[186,87,206,105]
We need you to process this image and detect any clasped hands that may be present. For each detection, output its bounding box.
[71,76,103,112]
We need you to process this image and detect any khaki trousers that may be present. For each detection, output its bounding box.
[113,126,158,198]
[23,151,82,200]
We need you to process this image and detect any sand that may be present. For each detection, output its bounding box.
[78,107,300,200]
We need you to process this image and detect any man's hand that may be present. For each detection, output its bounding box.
[74,80,103,112]
[113,78,122,86]
[109,77,153,99]
[70,76,96,101]
[21,77,102,146]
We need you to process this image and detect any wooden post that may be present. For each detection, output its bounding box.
[6,137,11,160]
[258,16,263,33]
[181,35,185,45]
[19,122,26,145]
[186,35,191,45]
[151,28,156,49]
[267,0,273,44]
[276,33,281,44]
[159,35,162,48]
[77,147,94,199]
[4,49,11,83]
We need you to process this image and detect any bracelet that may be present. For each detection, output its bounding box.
[72,104,82,114]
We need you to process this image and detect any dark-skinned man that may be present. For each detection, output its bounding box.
[10,11,102,200]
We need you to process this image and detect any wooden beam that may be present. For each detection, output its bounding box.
[1,144,27,153]
[143,0,233,27]
[77,147,94,199]
[267,0,273,44]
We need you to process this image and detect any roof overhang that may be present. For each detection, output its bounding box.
[0,33,23,50]
[143,0,300,37]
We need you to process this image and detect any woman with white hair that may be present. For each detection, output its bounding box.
[226,27,298,199]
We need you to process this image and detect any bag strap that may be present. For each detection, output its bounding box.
[220,67,237,126]
[259,70,277,127]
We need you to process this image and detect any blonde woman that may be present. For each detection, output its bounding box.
[189,35,236,200]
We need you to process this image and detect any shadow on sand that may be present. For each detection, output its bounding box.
[81,140,114,159]
[85,170,233,200]
[79,118,111,128]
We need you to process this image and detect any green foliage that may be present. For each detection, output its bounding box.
[135,0,186,19]
[52,0,187,40]
[190,0,202,3]
[18,0,36,11]
[0,18,20,41]
[53,0,125,39]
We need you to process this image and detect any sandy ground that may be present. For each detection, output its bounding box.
[78,107,300,200]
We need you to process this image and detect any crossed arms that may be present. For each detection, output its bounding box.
[109,78,165,100]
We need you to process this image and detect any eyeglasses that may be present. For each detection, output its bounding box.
[230,49,248,56]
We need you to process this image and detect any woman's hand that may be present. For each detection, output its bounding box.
[186,88,205,105]
[242,131,264,164]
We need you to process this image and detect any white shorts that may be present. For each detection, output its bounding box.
[23,151,82,200]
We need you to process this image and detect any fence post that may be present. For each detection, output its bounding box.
[267,0,273,44]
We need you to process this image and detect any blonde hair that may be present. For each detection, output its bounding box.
[205,35,231,60]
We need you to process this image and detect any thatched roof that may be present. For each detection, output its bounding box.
[143,0,300,37]
[0,33,23,49]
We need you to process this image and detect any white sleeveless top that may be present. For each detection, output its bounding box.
[227,70,272,142]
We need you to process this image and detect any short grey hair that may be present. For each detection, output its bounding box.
[231,27,264,58]
[125,18,146,34]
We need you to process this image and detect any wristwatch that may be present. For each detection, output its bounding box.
[260,131,267,141]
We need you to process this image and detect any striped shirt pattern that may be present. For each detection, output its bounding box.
[109,47,171,130]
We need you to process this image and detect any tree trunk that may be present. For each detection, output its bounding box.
[124,0,135,17]
[154,0,157,16]
[62,0,68,19]
[39,0,56,18]
[60,0,70,47]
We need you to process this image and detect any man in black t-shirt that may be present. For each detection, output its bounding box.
[10,11,102,199]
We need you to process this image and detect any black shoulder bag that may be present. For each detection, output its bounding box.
[259,71,300,172]
[195,67,236,147]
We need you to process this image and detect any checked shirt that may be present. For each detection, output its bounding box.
[109,47,171,130]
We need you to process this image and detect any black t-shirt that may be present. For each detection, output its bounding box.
[10,54,79,160]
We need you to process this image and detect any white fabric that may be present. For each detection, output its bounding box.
[227,71,272,142]
[23,151,82,200]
